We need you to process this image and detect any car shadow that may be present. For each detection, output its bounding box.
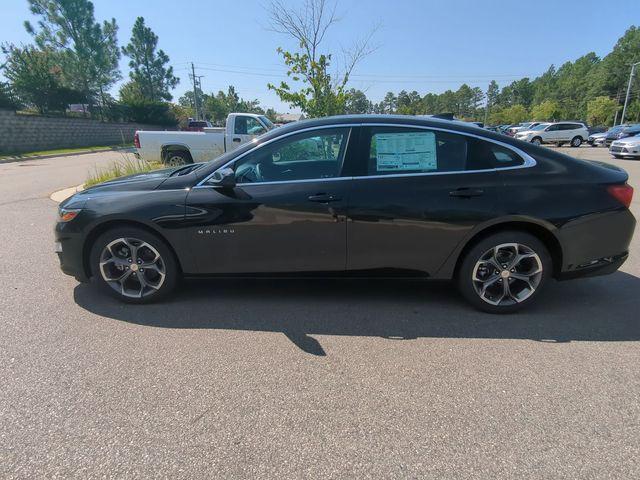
[73,271,640,356]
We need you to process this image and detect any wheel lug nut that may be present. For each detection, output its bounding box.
[137,260,141,264]
[128,259,132,263]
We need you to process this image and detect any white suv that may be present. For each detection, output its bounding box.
[515,122,589,147]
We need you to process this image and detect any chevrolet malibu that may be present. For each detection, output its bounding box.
[55,115,636,313]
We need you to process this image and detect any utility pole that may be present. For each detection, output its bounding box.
[190,62,200,121]
[621,62,640,125]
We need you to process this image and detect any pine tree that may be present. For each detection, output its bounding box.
[122,17,179,102]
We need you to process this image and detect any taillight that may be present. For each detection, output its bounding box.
[134,132,140,148]
[607,184,634,208]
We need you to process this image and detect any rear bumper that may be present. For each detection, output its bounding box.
[556,208,635,279]
[557,252,628,280]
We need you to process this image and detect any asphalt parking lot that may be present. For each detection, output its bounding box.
[1,146,639,478]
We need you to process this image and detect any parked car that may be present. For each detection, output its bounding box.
[514,122,589,147]
[588,132,607,147]
[588,125,608,135]
[604,124,632,147]
[605,124,640,147]
[56,115,635,313]
[134,113,276,166]
[610,133,640,159]
[508,122,545,136]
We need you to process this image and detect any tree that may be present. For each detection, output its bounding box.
[489,104,529,125]
[122,17,179,102]
[118,81,177,126]
[587,96,618,126]
[345,88,371,114]
[266,0,376,117]
[530,100,561,121]
[2,44,83,113]
[25,0,121,108]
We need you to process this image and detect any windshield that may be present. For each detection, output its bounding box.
[259,116,275,130]
[531,123,549,131]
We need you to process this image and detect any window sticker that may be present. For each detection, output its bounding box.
[374,132,437,171]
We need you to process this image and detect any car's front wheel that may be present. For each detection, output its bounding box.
[457,231,552,313]
[531,137,542,146]
[90,227,179,303]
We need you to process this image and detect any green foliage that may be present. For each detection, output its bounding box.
[25,0,121,105]
[85,154,163,187]
[118,81,177,126]
[179,85,266,125]
[488,105,529,125]
[0,81,20,109]
[1,44,84,113]
[121,17,179,102]
[587,96,619,125]
[345,88,372,114]
[268,48,348,118]
[530,100,561,121]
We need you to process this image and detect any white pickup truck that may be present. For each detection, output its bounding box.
[134,113,276,166]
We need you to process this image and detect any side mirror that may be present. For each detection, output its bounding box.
[209,167,236,188]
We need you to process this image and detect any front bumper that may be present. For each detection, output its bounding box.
[55,223,89,282]
[610,144,640,157]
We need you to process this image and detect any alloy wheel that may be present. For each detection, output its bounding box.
[471,243,543,306]
[99,237,166,298]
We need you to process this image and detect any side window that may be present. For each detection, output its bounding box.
[233,128,349,184]
[234,116,266,135]
[468,139,524,168]
[546,124,559,131]
[365,127,496,175]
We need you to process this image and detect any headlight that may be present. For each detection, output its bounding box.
[58,207,82,223]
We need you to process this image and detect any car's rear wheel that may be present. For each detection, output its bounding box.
[531,137,542,146]
[457,231,552,313]
[165,151,192,167]
[570,136,582,147]
[90,227,179,303]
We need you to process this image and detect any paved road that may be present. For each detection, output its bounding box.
[1,147,639,478]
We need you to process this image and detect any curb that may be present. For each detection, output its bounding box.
[1,146,133,164]
[50,184,85,203]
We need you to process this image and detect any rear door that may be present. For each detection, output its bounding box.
[185,127,355,274]
[345,125,523,276]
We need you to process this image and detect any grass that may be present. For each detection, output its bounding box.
[85,153,163,187]
[0,144,131,161]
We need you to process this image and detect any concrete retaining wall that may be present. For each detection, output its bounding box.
[0,109,170,154]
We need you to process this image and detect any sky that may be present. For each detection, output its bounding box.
[2,0,639,113]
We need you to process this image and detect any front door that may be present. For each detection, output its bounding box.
[185,127,354,274]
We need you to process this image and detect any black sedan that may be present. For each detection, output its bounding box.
[55,115,636,313]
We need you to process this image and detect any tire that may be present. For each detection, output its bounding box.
[90,227,179,303]
[570,136,582,147]
[612,154,623,159]
[531,137,542,146]
[457,231,552,314]
[556,142,564,147]
[164,150,192,167]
